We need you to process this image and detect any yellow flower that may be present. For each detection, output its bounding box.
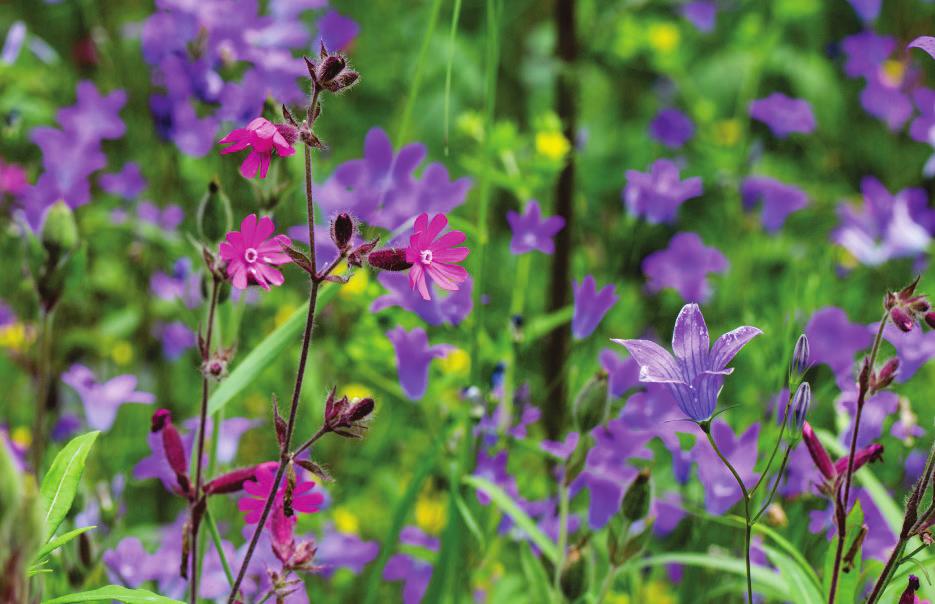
[340,268,369,299]
[341,383,371,401]
[713,119,741,147]
[333,506,360,534]
[438,348,470,376]
[641,580,676,604]
[274,304,298,328]
[415,493,446,534]
[11,426,31,448]
[648,23,680,54]
[536,131,570,161]
[0,323,28,352]
[111,341,133,366]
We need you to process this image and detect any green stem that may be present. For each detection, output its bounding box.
[396,0,444,145]
[750,391,791,495]
[752,443,794,524]
[595,566,618,604]
[865,539,907,604]
[30,309,54,471]
[552,480,570,601]
[204,504,234,586]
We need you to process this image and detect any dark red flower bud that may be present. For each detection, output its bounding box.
[151,408,172,432]
[899,575,921,604]
[348,237,380,267]
[802,421,836,481]
[367,248,412,272]
[926,312,935,330]
[347,398,375,423]
[872,358,899,392]
[331,213,355,251]
[891,307,914,332]
[204,462,277,495]
[317,55,346,84]
[150,409,191,497]
[833,443,884,475]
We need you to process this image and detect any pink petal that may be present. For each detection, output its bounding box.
[427,263,467,291]
[431,246,469,263]
[230,265,248,290]
[409,263,431,300]
[432,230,466,250]
[219,241,237,261]
[240,152,261,179]
[257,151,271,179]
[240,214,258,243]
[256,264,285,287]
[909,36,935,60]
[413,213,429,234]
[219,128,248,145]
[254,215,275,242]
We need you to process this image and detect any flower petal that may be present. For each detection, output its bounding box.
[709,325,763,371]
[611,338,682,383]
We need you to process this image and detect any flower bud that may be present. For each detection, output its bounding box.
[204,462,277,495]
[802,421,836,481]
[196,178,232,244]
[927,312,935,330]
[275,123,299,146]
[891,307,914,332]
[899,575,921,604]
[41,201,79,260]
[150,409,191,497]
[620,468,651,522]
[791,334,809,374]
[790,382,811,431]
[871,357,899,392]
[330,212,355,251]
[367,248,412,272]
[833,443,883,476]
[572,372,609,433]
[559,545,588,601]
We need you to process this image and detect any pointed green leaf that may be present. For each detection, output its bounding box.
[32,525,96,564]
[39,431,99,541]
[42,586,184,603]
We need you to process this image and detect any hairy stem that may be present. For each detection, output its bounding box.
[828,311,888,604]
[865,539,907,604]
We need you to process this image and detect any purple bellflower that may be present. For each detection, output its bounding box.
[384,526,438,604]
[571,275,618,339]
[613,303,762,422]
[692,420,761,514]
[805,307,874,387]
[680,1,717,32]
[372,272,473,326]
[623,159,703,224]
[642,232,728,302]
[740,176,809,232]
[61,364,155,431]
[748,93,816,138]
[387,327,452,399]
[649,108,695,149]
[506,200,565,255]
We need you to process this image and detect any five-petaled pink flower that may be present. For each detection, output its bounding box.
[405,213,469,301]
[237,464,325,525]
[219,117,296,179]
[219,214,292,290]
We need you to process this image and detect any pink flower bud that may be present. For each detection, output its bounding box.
[802,421,836,481]
[204,462,277,495]
[367,248,412,272]
[833,443,884,475]
[891,307,914,332]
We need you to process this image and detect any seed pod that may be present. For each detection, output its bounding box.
[330,212,355,251]
[621,468,651,522]
[572,372,609,433]
[41,201,80,261]
[196,178,232,244]
[367,248,411,272]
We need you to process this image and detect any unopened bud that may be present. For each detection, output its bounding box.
[791,334,809,374]
[572,372,609,433]
[872,358,899,392]
[621,469,651,522]
[41,201,80,260]
[891,307,914,332]
[900,575,921,604]
[559,545,588,601]
[927,312,935,330]
[330,212,355,251]
[196,178,232,244]
[367,248,411,272]
[790,382,811,431]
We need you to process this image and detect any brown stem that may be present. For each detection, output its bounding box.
[189,276,221,604]
[828,312,888,604]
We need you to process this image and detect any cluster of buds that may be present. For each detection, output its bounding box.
[199,345,236,380]
[606,469,655,567]
[782,334,812,434]
[323,387,375,438]
[885,276,934,333]
[304,42,359,94]
[802,421,884,497]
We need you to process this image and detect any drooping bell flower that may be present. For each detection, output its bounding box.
[405,213,469,301]
[219,117,297,179]
[219,214,292,290]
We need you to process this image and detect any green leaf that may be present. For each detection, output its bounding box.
[462,475,559,563]
[207,285,336,415]
[42,586,184,603]
[763,544,823,604]
[31,525,95,565]
[633,553,792,601]
[518,541,554,603]
[39,431,99,541]
[524,306,574,343]
[822,499,864,603]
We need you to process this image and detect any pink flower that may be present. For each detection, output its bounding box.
[219,117,296,179]
[219,214,292,290]
[405,213,469,301]
[237,464,325,525]
[0,159,28,197]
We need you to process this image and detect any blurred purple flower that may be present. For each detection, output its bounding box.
[62,364,155,431]
[653,492,686,536]
[848,0,881,22]
[623,159,703,224]
[1,21,26,64]
[571,276,617,339]
[618,383,694,483]
[831,177,934,267]
[749,93,816,138]
[910,87,935,146]
[57,81,127,145]
[150,258,202,308]
[372,272,473,326]
[809,489,895,560]
[0,159,28,198]
[99,163,146,200]
[779,444,822,498]
[649,108,695,148]
[882,321,935,381]
[318,9,360,51]
[614,304,762,422]
[137,201,184,231]
[506,200,565,255]
[541,431,579,459]
[317,524,379,576]
[51,413,81,441]
[642,232,728,302]
[804,307,873,386]
[905,450,929,488]
[286,223,349,268]
[387,327,452,399]
[842,31,895,79]
[740,176,809,232]
[692,421,760,514]
[861,81,913,131]
[384,526,438,604]
[318,128,472,230]
[838,388,899,449]
[909,36,935,60]
[680,1,717,32]
[1,426,26,471]
[598,348,641,397]
[155,321,196,360]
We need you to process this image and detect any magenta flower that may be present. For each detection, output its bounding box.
[219,117,296,179]
[405,213,469,301]
[219,214,292,290]
[238,464,324,525]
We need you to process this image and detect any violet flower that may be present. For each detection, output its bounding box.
[861,80,913,131]
[649,108,695,149]
[387,327,452,399]
[748,93,816,138]
[384,526,438,604]
[804,307,874,387]
[1,21,26,64]
[642,232,728,302]
[842,31,896,80]
[598,348,641,398]
[837,388,899,450]
[137,201,184,231]
[372,272,473,326]
[613,303,762,422]
[506,200,565,255]
[99,162,146,200]
[909,36,935,60]
[740,176,809,232]
[680,1,717,32]
[692,420,760,514]
[848,0,881,22]
[623,159,703,224]
[882,321,935,381]
[150,257,202,309]
[154,321,196,360]
[316,524,379,576]
[61,364,155,431]
[571,275,618,339]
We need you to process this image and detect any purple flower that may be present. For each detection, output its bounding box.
[623,159,703,224]
[61,365,155,431]
[740,177,809,232]
[906,450,929,487]
[384,526,438,604]
[372,272,473,326]
[779,444,822,498]
[57,81,127,145]
[680,1,717,32]
[882,321,935,381]
[692,420,761,514]
[541,432,580,459]
[318,9,360,51]
[571,276,617,339]
[155,321,196,360]
[387,327,452,399]
[649,109,695,148]
[99,163,146,200]
[804,307,873,386]
[860,81,913,131]
[748,93,816,138]
[838,388,899,449]
[599,349,641,397]
[318,128,472,230]
[848,0,881,22]
[51,414,81,441]
[842,32,895,79]
[506,200,565,255]
[1,21,26,64]
[910,87,935,146]
[618,383,694,482]
[137,201,184,231]
[831,177,934,267]
[642,232,728,302]
[653,492,687,536]
[909,36,935,61]
[316,524,379,576]
[809,489,895,560]
[613,303,762,422]
[150,258,202,308]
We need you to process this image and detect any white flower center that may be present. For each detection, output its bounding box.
[244,247,258,263]
[420,249,433,265]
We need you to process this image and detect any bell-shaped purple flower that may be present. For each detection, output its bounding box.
[612,304,762,422]
[623,159,703,224]
[572,275,618,340]
[740,176,809,232]
[387,327,452,399]
[642,232,728,302]
[506,200,565,255]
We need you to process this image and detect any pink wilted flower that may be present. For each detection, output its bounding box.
[238,464,324,525]
[219,117,297,179]
[405,213,469,301]
[219,214,292,290]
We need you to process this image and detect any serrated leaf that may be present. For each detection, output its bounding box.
[39,431,99,541]
[32,525,96,564]
[42,586,185,603]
